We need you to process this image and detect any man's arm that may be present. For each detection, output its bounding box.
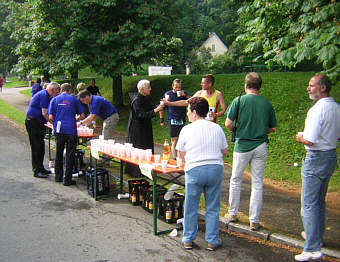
[215,91,226,118]
[163,99,188,107]
[48,114,54,124]
[296,133,313,146]
[268,128,276,134]
[225,118,233,131]
[78,114,97,127]
[42,108,49,121]
[159,110,165,128]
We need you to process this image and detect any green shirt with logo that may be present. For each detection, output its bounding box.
[226,94,277,153]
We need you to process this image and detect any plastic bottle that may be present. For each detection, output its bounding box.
[162,139,170,160]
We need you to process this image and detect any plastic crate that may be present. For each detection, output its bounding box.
[142,185,167,213]
[86,168,110,197]
[158,192,185,224]
[128,179,149,206]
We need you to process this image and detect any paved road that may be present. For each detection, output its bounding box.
[0,111,300,262]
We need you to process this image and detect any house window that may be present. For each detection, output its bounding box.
[211,44,215,52]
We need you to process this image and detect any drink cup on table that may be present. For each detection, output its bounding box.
[176,157,183,167]
[161,159,168,170]
[154,154,160,163]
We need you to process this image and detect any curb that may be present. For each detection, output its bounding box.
[197,210,340,259]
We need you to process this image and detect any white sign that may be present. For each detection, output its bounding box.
[148,66,172,76]
[139,163,153,180]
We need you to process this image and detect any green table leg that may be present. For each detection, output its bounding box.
[94,157,97,200]
[152,171,158,235]
[120,160,124,194]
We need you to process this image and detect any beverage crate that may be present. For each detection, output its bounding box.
[142,185,167,213]
[158,192,185,224]
[128,179,149,206]
[86,168,110,197]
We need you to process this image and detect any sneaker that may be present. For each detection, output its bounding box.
[294,251,323,261]
[206,239,222,251]
[182,241,192,250]
[301,231,324,247]
[33,172,48,178]
[225,214,238,223]
[250,222,260,231]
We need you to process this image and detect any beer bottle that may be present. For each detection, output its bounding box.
[174,201,179,219]
[131,186,137,204]
[165,202,173,223]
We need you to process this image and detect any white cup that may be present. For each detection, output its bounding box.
[298,132,304,135]
[154,154,160,163]
[161,159,168,170]
[165,94,170,101]
[177,91,181,97]
[176,157,183,167]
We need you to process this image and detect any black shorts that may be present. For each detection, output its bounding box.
[169,124,184,138]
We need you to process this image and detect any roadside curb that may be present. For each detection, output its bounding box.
[197,210,340,259]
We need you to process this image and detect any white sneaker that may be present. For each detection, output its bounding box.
[295,251,323,261]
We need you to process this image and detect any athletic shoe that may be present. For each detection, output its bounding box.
[294,251,323,261]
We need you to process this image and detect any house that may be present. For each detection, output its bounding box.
[199,32,228,57]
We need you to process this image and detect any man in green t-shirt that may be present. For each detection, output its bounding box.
[225,72,277,231]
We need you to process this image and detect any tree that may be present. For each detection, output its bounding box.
[0,1,20,76]
[65,0,184,106]
[237,0,339,81]
[6,0,185,105]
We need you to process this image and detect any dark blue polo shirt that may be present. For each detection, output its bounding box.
[48,93,84,136]
[90,95,117,120]
[26,89,51,122]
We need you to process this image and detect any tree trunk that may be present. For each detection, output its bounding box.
[112,75,123,107]
[69,67,78,79]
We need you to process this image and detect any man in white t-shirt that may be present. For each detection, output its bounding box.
[295,75,340,261]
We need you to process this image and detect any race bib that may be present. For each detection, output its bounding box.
[170,119,184,125]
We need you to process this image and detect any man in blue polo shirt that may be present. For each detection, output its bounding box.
[78,90,119,139]
[26,82,60,178]
[48,83,85,186]
[160,78,190,158]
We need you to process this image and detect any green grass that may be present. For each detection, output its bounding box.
[0,99,26,125]
[3,78,28,88]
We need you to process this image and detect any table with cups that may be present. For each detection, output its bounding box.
[89,138,185,235]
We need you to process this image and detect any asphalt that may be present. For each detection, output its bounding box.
[1,86,339,259]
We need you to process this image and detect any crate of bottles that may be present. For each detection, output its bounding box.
[142,185,167,213]
[158,193,185,224]
[128,179,149,206]
[86,168,110,197]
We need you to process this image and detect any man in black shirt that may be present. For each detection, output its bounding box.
[87,79,102,96]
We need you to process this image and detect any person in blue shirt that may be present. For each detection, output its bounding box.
[160,79,190,158]
[49,83,85,186]
[78,90,119,140]
[31,78,42,96]
[26,82,60,178]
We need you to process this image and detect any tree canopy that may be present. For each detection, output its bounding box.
[237,0,339,81]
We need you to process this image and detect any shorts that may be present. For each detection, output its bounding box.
[169,124,184,138]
